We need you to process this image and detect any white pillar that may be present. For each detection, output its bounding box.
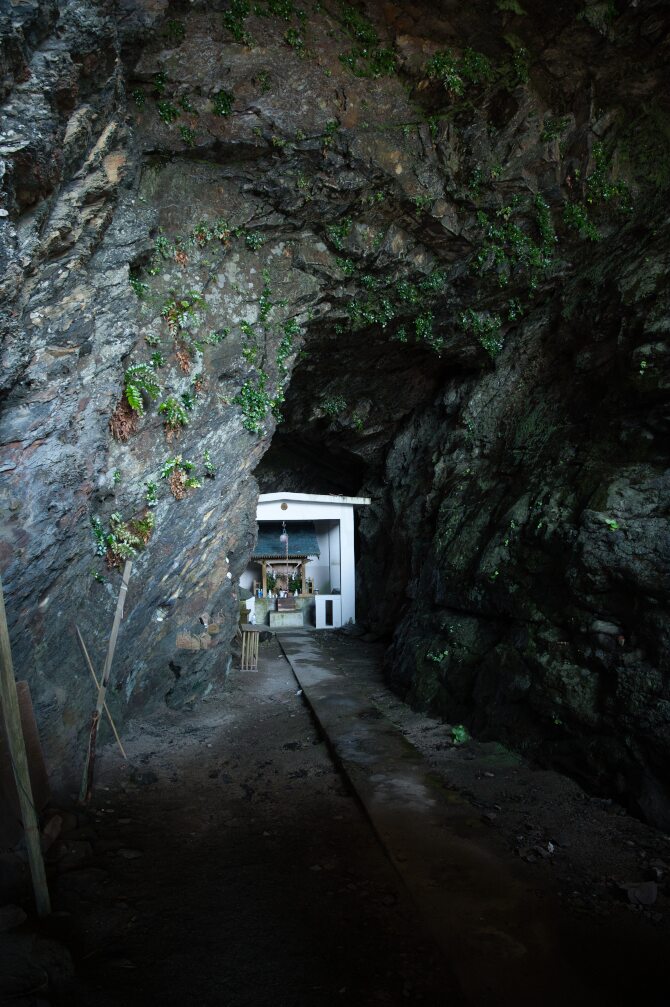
[328,521,341,593]
[339,509,356,624]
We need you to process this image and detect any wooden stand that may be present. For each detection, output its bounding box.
[79,560,132,805]
[0,575,51,917]
[240,625,261,671]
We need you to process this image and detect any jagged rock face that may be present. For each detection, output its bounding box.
[1,1,669,823]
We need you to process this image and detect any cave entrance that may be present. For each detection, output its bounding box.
[240,493,370,629]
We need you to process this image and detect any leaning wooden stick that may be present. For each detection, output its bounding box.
[79,560,132,804]
[0,575,51,917]
[75,625,127,761]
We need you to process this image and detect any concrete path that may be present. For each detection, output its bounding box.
[278,630,610,1007]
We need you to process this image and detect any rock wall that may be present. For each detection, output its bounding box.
[1,0,669,823]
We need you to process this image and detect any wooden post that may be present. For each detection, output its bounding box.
[301,560,307,596]
[0,575,51,917]
[79,560,132,804]
[75,626,127,761]
[261,561,267,597]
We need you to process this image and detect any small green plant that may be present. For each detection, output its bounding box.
[223,0,252,43]
[157,101,179,124]
[213,89,234,116]
[145,481,158,507]
[563,202,600,241]
[161,291,205,333]
[150,351,166,368]
[161,455,195,479]
[427,649,449,663]
[586,142,631,211]
[338,4,396,78]
[296,173,313,199]
[161,455,201,496]
[131,88,145,107]
[451,724,470,745]
[203,450,217,478]
[245,231,266,252]
[234,373,274,433]
[321,119,339,146]
[412,194,433,211]
[460,309,504,358]
[461,48,494,85]
[507,297,524,321]
[276,331,295,377]
[129,275,149,298]
[540,115,570,143]
[472,197,555,291]
[124,364,161,415]
[256,70,271,92]
[213,217,232,241]
[427,115,440,141]
[241,320,258,364]
[425,50,463,94]
[158,396,189,431]
[91,511,155,566]
[415,311,443,352]
[179,94,196,113]
[604,517,620,531]
[425,47,493,95]
[326,217,353,251]
[154,234,173,260]
[534,193,557,248]
[336,257,356,277]
[321,394,347,418]
[508,45,530,85]
[192,221,213,245]
[348,296,395,330]
[285,27,305,53]
[153,71,167,95]
[204,328,229,347]
[179,125,196,147]
[113,469,122,485]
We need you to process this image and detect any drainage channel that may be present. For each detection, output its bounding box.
[277,629,614,1007]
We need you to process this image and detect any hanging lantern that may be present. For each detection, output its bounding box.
[280,522,289,593]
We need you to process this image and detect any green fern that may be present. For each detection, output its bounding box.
[124,364,161,416]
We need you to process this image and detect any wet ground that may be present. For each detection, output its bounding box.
[314,630,670,1006]
[39,636,460,1006]
[4,630,669,1006]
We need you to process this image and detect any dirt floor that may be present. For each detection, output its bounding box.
[3,630,669,1006]
[30,636,461,1007]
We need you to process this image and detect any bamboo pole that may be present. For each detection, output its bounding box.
[79,560,132,804]
[0,575,51,917]
[75,626,127,760]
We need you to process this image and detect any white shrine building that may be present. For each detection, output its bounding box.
[240,492,370,628]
